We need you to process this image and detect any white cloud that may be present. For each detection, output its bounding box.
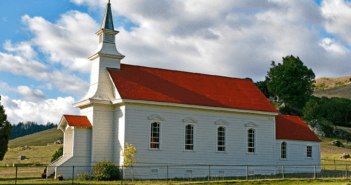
[21,11,99,72]
[321,0,351,45]
[1,95,79,125]
[0,82,46,102]
[67,0,351,80]
[319,38,348,54]
[4,40,37,59]
[0,52,89,95]
[38,83,54,90]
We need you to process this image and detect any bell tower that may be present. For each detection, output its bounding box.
[77,0,124,103]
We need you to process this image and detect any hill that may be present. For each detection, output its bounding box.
[8,128,63,148]
[314,75,351,90]
[313,83,351,100]
[312,75,351,100]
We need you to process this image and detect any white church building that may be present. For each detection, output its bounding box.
[47,1,321,179]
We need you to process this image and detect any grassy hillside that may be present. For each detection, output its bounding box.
[8,128,63,148]
[314,75,351,89]
[313,83,351,100]
[0,145,61,166]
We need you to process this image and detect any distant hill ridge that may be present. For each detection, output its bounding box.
[314,75,351,90]
[313,75,351,100]
[9,128,63,148]
[10,121,57,140]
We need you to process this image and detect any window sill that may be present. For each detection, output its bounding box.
[279,158,288,161]
[148,149,162,151]
[246,152,257,155]
[184,150,196,152]
[306,157,313,160]
[216,151,227,154]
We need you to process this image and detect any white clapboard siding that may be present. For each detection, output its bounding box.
[114,105,125,165]
[63,127,73,156]
[275,140,321,166]
[91,105,115,163]
[73,128,92,157]
[124,103,276,166]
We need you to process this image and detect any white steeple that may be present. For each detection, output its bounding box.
[88,0,125,64]
[74,0,124,106]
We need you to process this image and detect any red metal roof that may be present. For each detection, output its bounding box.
[108,64,278,113]
[64,115,92,128]
[276,115,321,142]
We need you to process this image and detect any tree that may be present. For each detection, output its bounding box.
[51,146,63,162]
[121,143,138,167]
[0,105,12,160]
[266,55,315,109]
[255,80,275,99]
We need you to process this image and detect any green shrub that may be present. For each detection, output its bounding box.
[92,161,119,181]
[78,172,90,181]
[50,146,63,162]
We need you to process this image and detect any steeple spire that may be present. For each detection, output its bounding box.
[101,0,114,31]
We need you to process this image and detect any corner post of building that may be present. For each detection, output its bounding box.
[282,165,284,179]
[166,165,168,184]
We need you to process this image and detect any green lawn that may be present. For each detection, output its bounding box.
[0,145,61,166]
[8,128,63,148]
[1,178,351,185]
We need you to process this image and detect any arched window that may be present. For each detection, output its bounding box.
[248,129,255,153]
[185,124,194,150]
[150,122,160,149]
[217,127,226,152]
[281,142,287,159]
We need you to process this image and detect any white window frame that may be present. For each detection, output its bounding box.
[306,145,312,158]
[280,141,287,160]
[247,128,256,154]
[149,121,162,150]
[184,124,196,151]
[216,126,227,152]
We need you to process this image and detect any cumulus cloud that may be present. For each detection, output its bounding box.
[4,40,37,59]
[67,0,351,80]
[1,95,79,125]
[21,11,99,72]
[321,0,351,45]
[0,83,46,101]
[0,52,89,95]
[319,38,349,55]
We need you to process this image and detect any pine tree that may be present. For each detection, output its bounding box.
[0,105,12,160]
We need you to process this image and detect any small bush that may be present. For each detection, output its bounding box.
[51,146,63,162]
[78,172,90,181]
[92,161,119,181]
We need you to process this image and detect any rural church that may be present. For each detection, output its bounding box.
[47,1,321,179]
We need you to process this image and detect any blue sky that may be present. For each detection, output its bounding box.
[0,0,351,125]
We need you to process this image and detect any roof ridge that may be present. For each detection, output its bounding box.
[119,63,251,81]
[64,115,87,117]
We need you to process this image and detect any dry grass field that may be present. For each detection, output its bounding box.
[314,75,351,89]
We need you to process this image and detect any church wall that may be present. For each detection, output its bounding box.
[63,127,73,156]
[90,105,115,163]
[124,103,276,166]
[73,128,92,158]
[275,140,321,169]
[114,105,125,166]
